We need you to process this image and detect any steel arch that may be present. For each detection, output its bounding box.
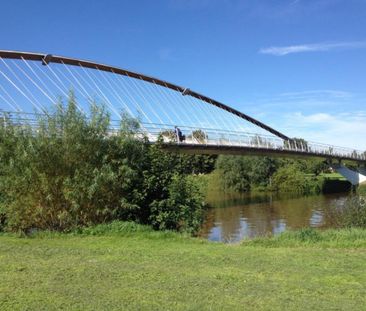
[0,49,290,140]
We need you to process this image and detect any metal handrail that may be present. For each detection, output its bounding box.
[1,113,365,161]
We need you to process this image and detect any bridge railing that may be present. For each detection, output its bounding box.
[140,123,366,161]
[1,111,365,161]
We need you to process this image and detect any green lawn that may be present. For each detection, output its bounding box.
[320,172,347,180]
[1,225,366,310]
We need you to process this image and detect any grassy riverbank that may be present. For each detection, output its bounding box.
[1,223,366,310]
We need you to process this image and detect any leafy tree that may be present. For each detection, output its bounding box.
[271,165,322,195]
[0,95,207,233]
[190,129,207,144]
[159,129,176,142]
[214,154,327,193]
[215,156,252,192]
[284,138,309,151]
[149,174,205,233]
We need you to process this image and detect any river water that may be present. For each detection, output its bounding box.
[199,191,349,243]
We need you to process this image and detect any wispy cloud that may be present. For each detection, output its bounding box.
[239,89,366,149]
[243,90,358,113]
[259,41,366,56]
[279,90,353,100]
[282,111,366,149]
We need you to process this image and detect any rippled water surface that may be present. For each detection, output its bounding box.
[199,191,348,243]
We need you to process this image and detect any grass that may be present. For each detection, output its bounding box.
[1,223,366,310]
[246,227,366,248]
[358,184,366,195]
[320,172,346,180]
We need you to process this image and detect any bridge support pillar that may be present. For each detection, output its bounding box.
[358,167,366,176]
[331,164,366,186]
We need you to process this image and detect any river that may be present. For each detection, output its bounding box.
[199,191,349,243]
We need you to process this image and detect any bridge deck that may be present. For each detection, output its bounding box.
[161,143,366,164]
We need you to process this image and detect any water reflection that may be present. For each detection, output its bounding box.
[199,191,348,243]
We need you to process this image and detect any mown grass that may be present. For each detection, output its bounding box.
[319,172,346,180]
[1,223,366,310]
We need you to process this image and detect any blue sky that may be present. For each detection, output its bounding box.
[1,0,366,149]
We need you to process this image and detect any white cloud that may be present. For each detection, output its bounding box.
[282,111,366,150]
[243,90,359,113]
[259,41,366,56]
[240,90,366,150]
[279,90,352,99]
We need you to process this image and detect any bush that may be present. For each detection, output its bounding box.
[149,175,205,233]
[0,97,146,231]
[0,94,206,234]
[271,165,322,195]
[325,195,366,228]
[159,130,176,142]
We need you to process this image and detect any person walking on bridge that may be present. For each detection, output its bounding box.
[174,126,185,143]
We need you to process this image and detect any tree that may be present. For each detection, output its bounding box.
[190,129,207,144]
[284,138,309,151]
[215,155,251,192]
[159,129,176,142]
[271,165,322,195]
[0,95,207,233]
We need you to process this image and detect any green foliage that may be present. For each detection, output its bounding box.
[149,138,216,175]
[0,97,141,231]
[215,153,328,194]
[76,221,153,236]
[246,227,366,248]
[250,135,273,147]
[215,156,251,192]
[276,158,327,176]
[190,129,207,143]
[0,94,207,234]
[149,175,205,233]
[358,184,366,196]
[284,137,309,151]
[325,195,366,228]
[159,129,176,141]
[271,165,322,195]
[216,155,279,192]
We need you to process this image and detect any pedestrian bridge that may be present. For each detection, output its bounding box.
[0,50,365,183]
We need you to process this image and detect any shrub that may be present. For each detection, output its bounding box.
[159,129,176,142]
[0,94,207,234]
[0,97,138,231]
[271,165,322,195]
[191,129,207,144]
[149,174,205,233]
[325,195,366,228]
